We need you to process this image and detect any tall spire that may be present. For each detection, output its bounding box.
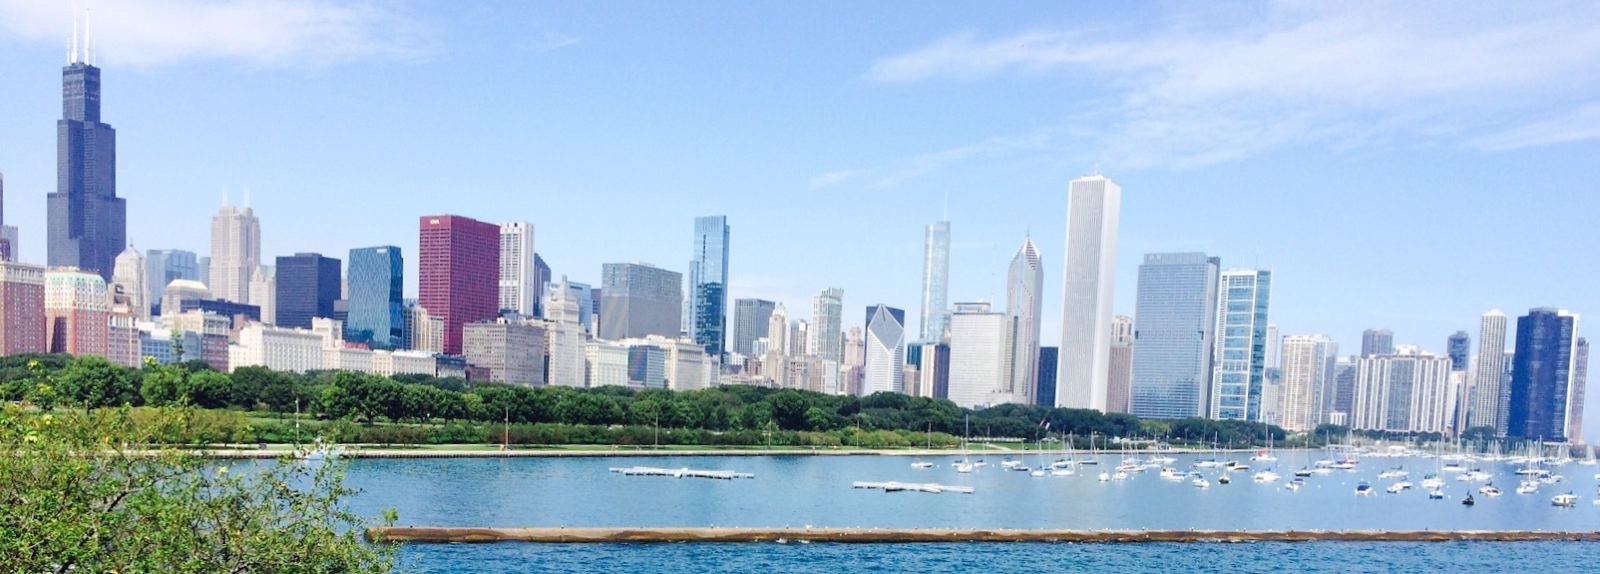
[83,9,91,65]
[70,11,78,64]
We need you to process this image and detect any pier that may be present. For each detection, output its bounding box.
[608,466,755,479]
[852,481,975,494]
[367,527,1600,544]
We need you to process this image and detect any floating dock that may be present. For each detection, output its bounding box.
[367,527,1600,544]
[608,466,755,479]
[852,481,975,494]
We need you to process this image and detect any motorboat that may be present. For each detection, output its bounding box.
[1516,481,1538,494]
[1049,468,1074,477]
[1030,469,1046,477]
[1420,474,1444,490]
[911,461,934,469]
[1252,469,1281,483]
[1285,478,1304,491]
[1191,472,1210,488]
[1355,482,1373,495]
[1194,460,1223,469]
[1428,490,1446,499]
[1377,468,1409,480]
[1479,484,1502,497]
[1159,467,1185,480]
[1293,467,1314,478]
[1386,483,1405,494]
[1224,461,1251,472]
[1552,492,1579,507]
[954,462,975,473]
[1098,472,1111,482]
[1112,470,1130,481]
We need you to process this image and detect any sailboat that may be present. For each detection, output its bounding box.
[1552,491,1579,507]
[953,416,975,473]
[1251,424,1277,462]
[912,424,936,469]
[1031,438,1048,477]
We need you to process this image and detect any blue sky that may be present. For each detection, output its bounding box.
[1,1,1598,436]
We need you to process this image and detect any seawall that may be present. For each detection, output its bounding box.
[366,527,1600,544]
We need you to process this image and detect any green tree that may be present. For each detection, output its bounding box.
[183,370,235,409]
[0,405,398,572]
[55,355,140,409]
[141,359,187,407]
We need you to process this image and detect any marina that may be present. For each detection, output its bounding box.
[851,481,975,494]
[607,466,755,479]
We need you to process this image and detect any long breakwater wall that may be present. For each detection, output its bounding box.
[367,527,1600,544]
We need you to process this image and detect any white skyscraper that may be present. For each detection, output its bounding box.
[209,202,260,304]
[1469,309,1508,432]
[862,304,906,395]
[111,246,148,321]
[811,287,843,361]
[499,222,537,317]
[1056,174,1121,410]
[1352,348,1455,434]
[248,265,275,325]
[1279,335,1337,432]
[1005,237,1043,404]
[949,302,1008,408]
[1211,269,1272,421]
[919,221,951,341]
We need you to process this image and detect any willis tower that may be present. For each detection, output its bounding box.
[48,19,124,281]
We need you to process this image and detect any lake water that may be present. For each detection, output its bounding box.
[340,452,1600,572]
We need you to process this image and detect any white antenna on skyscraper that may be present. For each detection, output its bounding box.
[83,9,91,65]
[70,11,78,64]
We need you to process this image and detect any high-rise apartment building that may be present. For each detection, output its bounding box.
[209,204,260,304]
[1279,335,1338,432]
[1005,237,1043,405]
[48,39,125,282]
[862,304,906,395]
[1361,328,1394,357]
[811,288,844,361]
[249,265,275,324]
[1325,356,1355,425]
[1106,315,1133,414]
[949,302,1008,408]
[1352,348,1454,434]
[498,222,536,316]
[1057,175,1120,410]
[1571,338,1589,444]
[598,263,683,341]
[1469,310,1508,431]
[274,253,341,329]
[346,246,404,349]
[1211,269,1271,421]
[44,268,108,357]
[419,215,501,355]
[1128,253,1220,420]
[732,298,776,357]
[688,215,729,358]
[1447,331,1470,371]
[0,262,46,355]
[1506,308,1580,442]
[919,221,951,341]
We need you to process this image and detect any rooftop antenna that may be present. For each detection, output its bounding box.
[70,11,78,64]
[83,9,90,65]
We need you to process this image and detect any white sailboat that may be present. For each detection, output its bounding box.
[953,416,975,473]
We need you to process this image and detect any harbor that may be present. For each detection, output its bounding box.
[368,526,1600,544]
[608,466,755,479]
[852,481,975,494]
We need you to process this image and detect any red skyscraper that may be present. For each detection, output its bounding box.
[419,215,500,355]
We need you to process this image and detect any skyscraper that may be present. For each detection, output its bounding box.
[0,262,46,355]
[919,221,951,341]
[811,288,844,361]
[1279,335,1337,432]
[1351,348,1454,434]
[862,304,906,395]
[598,263,683,341]
[419,215,501,355]
[731,298,776,357]
[44,268,108,357]
[498,222,537,317]
[110,246,147,320]
[209,203,260,304]
[1036,347,1058,407]
[1361,328,1394,357]
[274,253,341,329]
[0,173,16,262]
[1211,269,1272,421]
[1506,308,1580,442]
[948,302,1008,408]
[688,215,729,358]
[144,249,198,312]
[1057,174,1120,411]
[48,34,125,282]
[1128,253,1220,420]
[1106,316,1133,414]
[1447,331,1470,371]
[1469,310,1508,431]
[1005,237,1043,405]
[347,246,404,349]
[1570,338,1589,444]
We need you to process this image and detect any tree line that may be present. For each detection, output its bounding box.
[0,353,1291,447]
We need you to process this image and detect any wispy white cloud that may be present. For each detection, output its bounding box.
[0,0,436,68]
[862,2,1600,171]
[809,169,867,188]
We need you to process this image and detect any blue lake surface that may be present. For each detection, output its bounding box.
[339,453,1600,571]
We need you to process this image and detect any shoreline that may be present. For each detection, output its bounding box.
[195,447,1293,459]
[368,526,1600,544]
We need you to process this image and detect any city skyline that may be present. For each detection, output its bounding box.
[0,3,1597,439]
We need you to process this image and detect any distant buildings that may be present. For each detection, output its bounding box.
[948,302,1006,408]
[209,203,260,304]
[419,215,501,355]
[49,48,125,282]
[1279,335,1338,432]
[919,221,951,341]
[464,320,546,387]
[111,246,148,320]
[274,253,341,329]
[1351,347,1455,435]
[1447,331,1469,371]
[44,268,108,357]
[1036,346,1058,407]
[599,262,682,341]
[346,246,404,349]
[1005,237,1043,406]
[1128,253,1219,420]
[1469,310,1509,431]
[1361,328,1394,357]
[498,222,537,316]
[688,215,729,358]
[1106,316,1132,414]
[862,304,905,395]
[0,173,16,262]
[1211,269,1271,421]
[1506,308,1580,442]
[1057,174,1120,410]
[1571,338,1590,444]
[0,262,46,355]
[731,298,776,357]
[144,249,199,312]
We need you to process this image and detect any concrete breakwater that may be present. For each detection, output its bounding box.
[367,527,1600,544]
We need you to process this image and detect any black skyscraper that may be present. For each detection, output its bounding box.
[1447,331,1470,372]
[1507,308,1578,442]
[48,51,124,281]
[275,253,342,329]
